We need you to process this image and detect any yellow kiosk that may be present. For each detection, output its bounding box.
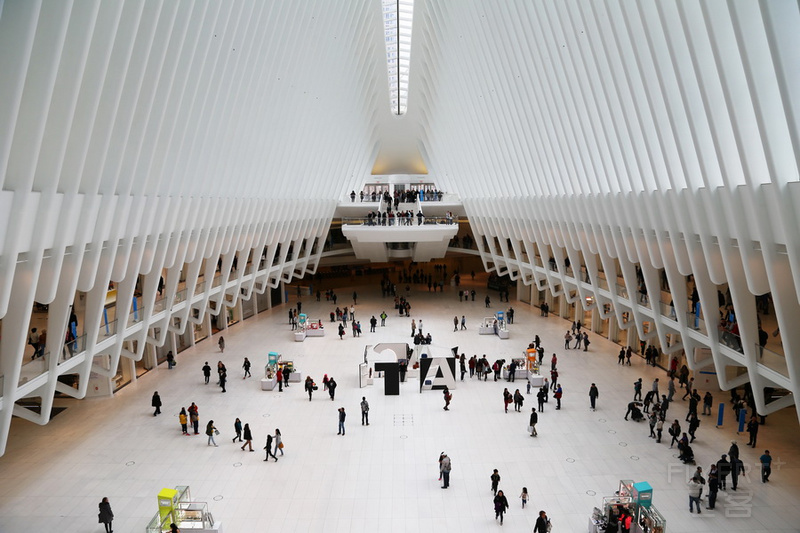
[157,488,179,526]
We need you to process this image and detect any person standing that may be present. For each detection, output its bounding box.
[503,389,512,413]
[206,421,218,447]
[537,388,546,413]
[188,403,199,434]
[485,295,491,308]
[242,357,251,379]
[652,378,659,397]
[337,407,346,435]
[703,391,713,415]
[361,397,370,425]
[633,378,643,401]
[274,429,284,456]
[98,497,114,533]
[529,408,539,437]
[747,416,760,447]
[443,387,452,411]
[263,432,278,461]
[151,392,162,416]
[282,365,290,388]
[305,376,315,401]
[440,453,452,488]
[218,336,225,353]
[179,408,188,435]
[564,331,572,350]
[370,316,377,332]
[688,477,703,514]
[202,362,211,384]
[589,383,599,411]
[453,315,459,332]
[491,469,501,495]
[328,377,337,401]
[380,311,387,326]
[707,470,719,509]
[461,315,467,330]
[460,354,467,381]
[166,351,175,369]
[760,450,772,482]
[233,418,243,443]
[554,385,563,410]
[219,369,227,393]
[240,423,254,451]
[493,490,509,525]
[534,510,550,533]
[716,454,731,490]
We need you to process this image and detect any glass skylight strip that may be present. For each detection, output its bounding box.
[382,0,414,115]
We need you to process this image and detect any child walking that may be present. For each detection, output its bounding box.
[520,487,529,508]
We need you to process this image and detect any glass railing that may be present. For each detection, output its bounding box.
[212,274,223,288]
[597,276,609,291]
[127,305,144,327]
[718,326,744,353]
[195,280,206,294]
[341,215,458,226]
[175,288,187,303]
[99,319,118,338]
[659,301,678,320]
[153,297,166,313]
[18,351,48,386]
[616,283,628,299]
[686,312,707,334]
[756,344,789,378]
[60,334,87,363]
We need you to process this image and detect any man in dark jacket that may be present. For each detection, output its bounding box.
[716,454,731,490]
[529,408,538,437]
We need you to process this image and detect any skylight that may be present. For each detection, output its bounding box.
[382,0,414,115]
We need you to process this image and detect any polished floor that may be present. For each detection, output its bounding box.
[1,276,799,533]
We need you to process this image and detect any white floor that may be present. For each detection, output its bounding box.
[1,277,799,533]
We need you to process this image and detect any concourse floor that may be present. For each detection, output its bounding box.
[1,277,799,533]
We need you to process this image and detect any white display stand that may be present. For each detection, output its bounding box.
[478,317,509,339]
[306,327,325,337]
[502,368,528,380]
[288,371,302,383]
[294,331,306,342]
[527,374,545,387]
[261,376,278,390]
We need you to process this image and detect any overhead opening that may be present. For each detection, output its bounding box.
[382,0,414,115]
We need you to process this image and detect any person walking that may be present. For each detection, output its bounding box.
[453,315,459,332]
[520,487,529,508]
[98,497,114,533]
[493,490,509,525]
[688,413,700,442]
[206,421,218,447]
[443,387,452,410]
[305,376,314,401]
[534,510,550,533]
[232,418,243,443]
[460,354,467,381]
[589,383,599,411]
[633,378,643,401]
[669,420,682,448]
[361,397,370,425]
[328,377,337,401]
[529,408,538,437]
[438,452,445,481]
[240,423,254,451]
[760,450,772,482]
[218,336,225,353]
[188,403,199,434]
[461,315,467,330]
[440,453,451,488]
[513,389,524,412]
[491,469,501,495]
[503,388,512,413]
[242,357,251,379]
[151,392,162,416]
[703,391,713,415]
[274,429,284,456]
[202,362,211,384]
[337,407,346,435]
[263,432,278,461]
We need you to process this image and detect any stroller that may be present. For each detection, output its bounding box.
[630,404,644,422]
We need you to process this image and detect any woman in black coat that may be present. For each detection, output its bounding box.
[493,490,509,525]
[241,423,253,451]
[534,510,550,532]
[151,392,162,416]
[98,497,114,533]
